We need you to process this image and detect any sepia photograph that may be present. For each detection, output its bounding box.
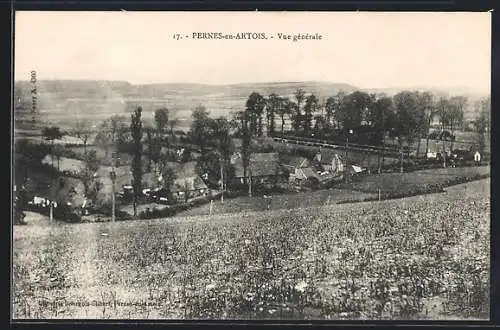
[12,11,491,320]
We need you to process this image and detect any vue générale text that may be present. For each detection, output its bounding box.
[188,32,323,41]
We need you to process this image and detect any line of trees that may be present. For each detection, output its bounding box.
[239,88,489,155]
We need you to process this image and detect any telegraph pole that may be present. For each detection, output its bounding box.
[442,137,447,168]
[110,152,117,222]
[49,201,53,222]
[248,168,252,198]
[345,129,352,183]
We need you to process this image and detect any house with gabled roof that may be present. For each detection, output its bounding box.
[231,152,286,185]
[170,175,209,202]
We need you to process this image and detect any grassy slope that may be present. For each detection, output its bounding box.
[179,166,490,217]
[338,166,490,194]
[13,179,490,320]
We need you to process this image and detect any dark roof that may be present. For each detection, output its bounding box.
[174,161,198,178]
[233,153,282,178]
[279,155,310,168]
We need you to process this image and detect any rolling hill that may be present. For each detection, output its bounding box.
[14,80,486,130]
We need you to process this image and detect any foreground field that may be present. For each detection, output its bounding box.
[13,179,490,320]
[178,189,376,217]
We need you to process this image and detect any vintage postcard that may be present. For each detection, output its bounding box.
[12,11,491,320]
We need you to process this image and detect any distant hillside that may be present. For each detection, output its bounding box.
[14,80,358,128]
[14,80,486,129]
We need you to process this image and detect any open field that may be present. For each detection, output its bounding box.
[13,178,489,320]
[178,189,376,217]
[338,166,490,194]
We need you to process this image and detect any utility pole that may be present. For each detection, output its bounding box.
[345,129,352,183]
[248,168,252,198]
[110,152,117,222]
[442,137,447,168]
[49,201,53,222]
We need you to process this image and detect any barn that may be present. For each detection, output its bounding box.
[232,152,286,185]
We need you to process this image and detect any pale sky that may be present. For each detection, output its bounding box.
[15,11,491,94]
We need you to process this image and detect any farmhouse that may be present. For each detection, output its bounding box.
[232,152,285,184]
[279,154,318,183]
[313,149,344,174]
[171,176,209,202]
[143,161,208,203]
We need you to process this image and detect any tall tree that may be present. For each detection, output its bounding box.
[80,150,101,203]
[245,92,266,136]
[206,117,233,189]
[337,91,371,135]
[42,126,63,167]
[437,96,451,133]
[158,160,177,202]
[448,96,467,151]
[473,97,490,154]
[436,96,452,162]
[369,94,394,172]
[325,96,337,127]
[292,88,306,131]
[210,117,233,163]
[234,109,253,196]
[144,125,155,172]
[370,94,394,146]
[303,93,319,136]
[130,106,143,217]
[331,91,347,129]
[266,93,281,136]
[190,105,212,158]
[154,108,169,137]
[277,98,293,137]
[393,91,425,157]
[419,92,437,157]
